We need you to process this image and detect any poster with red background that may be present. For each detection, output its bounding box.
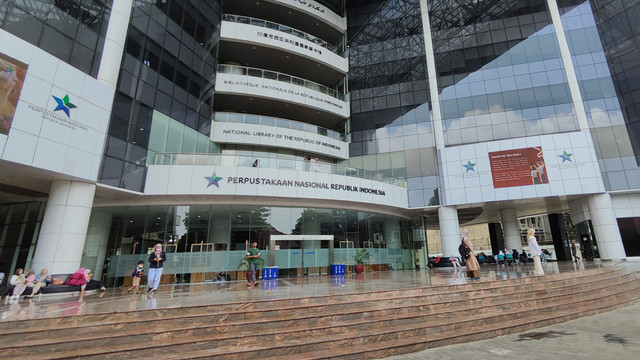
[489,147,548,188]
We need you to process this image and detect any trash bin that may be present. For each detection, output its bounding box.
[262,266,279,280]
[331,264,345,275]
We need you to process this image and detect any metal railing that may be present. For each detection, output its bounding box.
[217,64,347,101]
[214,112,346,142]
[223,14,345,56]
[151,153,407,188]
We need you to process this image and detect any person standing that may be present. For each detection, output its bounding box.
[570,240,580,262]
[246,242,261,288]
[303,155,311,171]
[147,243,166,294]
[527,228,544,276]
[461,229,481,280]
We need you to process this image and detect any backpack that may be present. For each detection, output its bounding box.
[459,243,471,259]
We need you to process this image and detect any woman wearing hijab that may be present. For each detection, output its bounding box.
[527,228,544,276]
[147,243,167,294]
[461,229,481,280]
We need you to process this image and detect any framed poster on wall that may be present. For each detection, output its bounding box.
[489,147,548,188]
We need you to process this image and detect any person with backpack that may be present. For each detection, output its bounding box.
[460,229,481,280]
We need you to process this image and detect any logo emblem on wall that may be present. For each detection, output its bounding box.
[205,171,223,188]
[558,151,572,163]
[52,94,77,118]
[463,161,476,172]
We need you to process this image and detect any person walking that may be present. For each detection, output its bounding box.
[246,242,261,288]
[147,244,166,294]
[128,261,144,294]
[570,240,580,262]
[527,228,544,276]
[461,229,481,280]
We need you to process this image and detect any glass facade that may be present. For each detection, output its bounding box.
[557,0,640,191]
[93,205,425,284]
[99,0,222,192]
[0,202,45,276]
[0,0,112,77]
[346,0,438,208]
[430,0,578,146]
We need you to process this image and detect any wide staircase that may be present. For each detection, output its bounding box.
[1,266,639,359]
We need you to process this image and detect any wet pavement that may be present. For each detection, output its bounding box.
[2,259,636,323]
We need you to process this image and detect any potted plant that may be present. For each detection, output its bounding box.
[238,256,265,281]
[353,248,370,274]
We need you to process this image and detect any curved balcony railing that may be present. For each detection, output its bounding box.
[151,153,407,188]
[214,112,346,142]
[217,64,347,101]
[223,14,346,56]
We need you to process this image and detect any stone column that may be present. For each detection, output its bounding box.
[587,193,626,260]
[439,206,460,257]
[31,181,96,274]
[500,208,522,252]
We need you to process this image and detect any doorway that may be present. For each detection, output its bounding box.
[269,235,334,276]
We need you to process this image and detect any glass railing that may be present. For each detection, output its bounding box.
[223,14,345,57]
[151,153,407,188]
[217,64,347,101]
[214,112,346,142]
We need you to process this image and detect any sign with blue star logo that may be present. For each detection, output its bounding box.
[463,160,476,172]
[205,171,223,188]
[52,94,77,118]
[558,151,572,163]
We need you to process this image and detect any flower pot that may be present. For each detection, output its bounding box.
[354,264,364,274]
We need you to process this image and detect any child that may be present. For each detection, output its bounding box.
[128,261,144,294]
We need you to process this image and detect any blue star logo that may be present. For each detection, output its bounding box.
[463,161,476,172]
[205,171,223,188]
[559,151,572,163]
[52,94,77,118]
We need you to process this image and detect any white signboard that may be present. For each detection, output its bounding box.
[145,164,409,209]
[212,122,348,159]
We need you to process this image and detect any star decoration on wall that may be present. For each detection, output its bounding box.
[463,161,476,172]
[558,151,572,163]
[52,94,77,118]
[205,171,223,188]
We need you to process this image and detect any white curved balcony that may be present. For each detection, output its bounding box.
[215,65,350,119]
[220,15,348,74]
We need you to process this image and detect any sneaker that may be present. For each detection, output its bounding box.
[147,288,153,293]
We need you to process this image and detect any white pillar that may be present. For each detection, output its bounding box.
[31,181,96,274]
[587,193,626,260]
[500,208,521,252]
[82,210,113,279]
[439,206,460,257]
[97,0,134,88]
